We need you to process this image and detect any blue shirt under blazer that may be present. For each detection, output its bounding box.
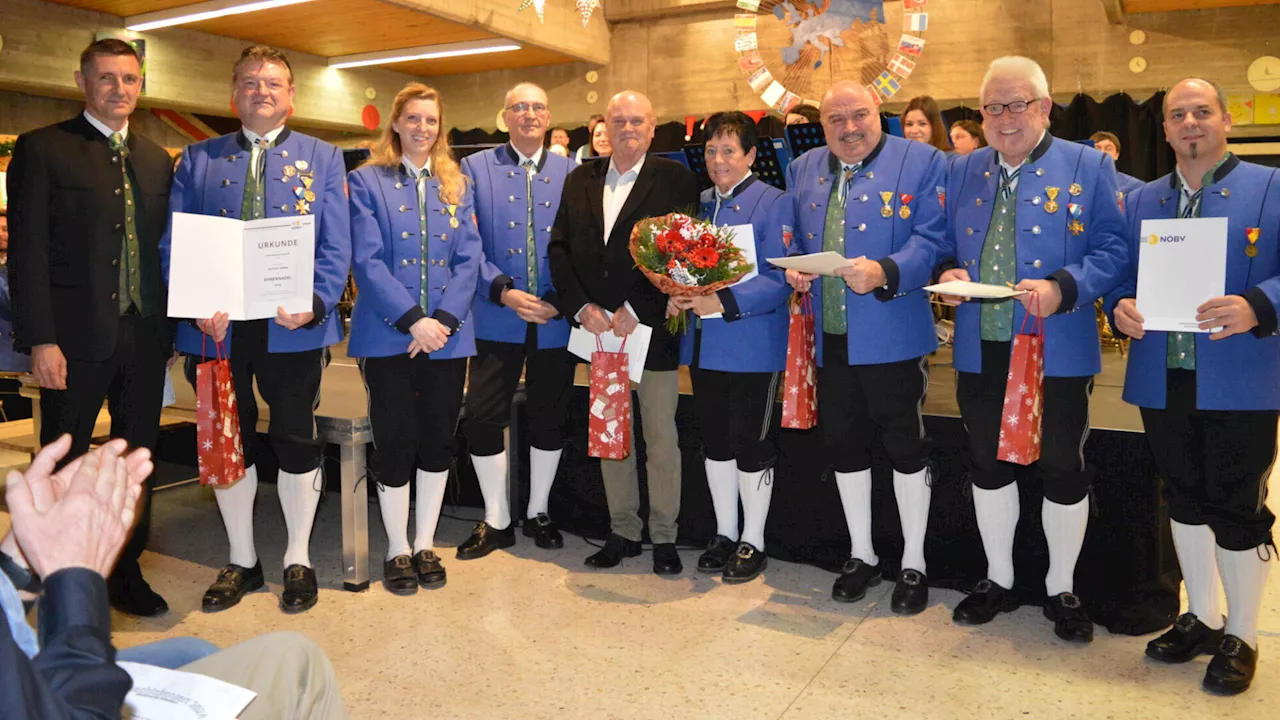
[786,135,947,366]
[677,175,793,373]
[161,128,351,356]
[461,144,572,349]
[1104,155,1280,410]
[939,134,1128,377]
[346,164,481,360]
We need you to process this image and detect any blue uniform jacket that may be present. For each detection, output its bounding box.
[0,267,30,372]
[160,128,351,356]
[1117,171,1144,195]
[461,144,572,349]
[939,133,1128,377]
[677,175,793,372]
[1103,155,1280,410]
[346,163,480,359]
[786,135,946,366]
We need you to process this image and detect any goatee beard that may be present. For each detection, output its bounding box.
[1189,142,1199,160]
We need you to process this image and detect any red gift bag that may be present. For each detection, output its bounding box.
[781,292,818,430]
[196,339,245,486]
[997,294,1045,466]
[588,336,633,460]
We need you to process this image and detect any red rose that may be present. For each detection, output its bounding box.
[689,246,720,269]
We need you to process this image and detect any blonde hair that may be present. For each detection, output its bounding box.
[365,82,466,206]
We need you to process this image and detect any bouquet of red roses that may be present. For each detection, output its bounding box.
[629,212,754,333]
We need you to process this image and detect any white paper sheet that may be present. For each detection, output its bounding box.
[701,224,757,320]
[767,251,851,277]
[168,212,315,321]
[568,306,652,384]
[118,661,257,720]
[1136,217,1228,332]
[924,280,1027,299]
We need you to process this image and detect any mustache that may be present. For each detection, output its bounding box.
[839,132,864,144]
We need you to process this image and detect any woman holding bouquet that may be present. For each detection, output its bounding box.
[667,111,794,583]
[347,83,481,595]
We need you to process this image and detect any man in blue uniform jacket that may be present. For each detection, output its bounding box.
[160,46,351,615]
[936,56,1127,644]
[1091,132,1144,195]
[1106,78,1276,696]
[784,81,947,615]
[456,83,577,559]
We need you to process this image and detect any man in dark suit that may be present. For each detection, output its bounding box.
[6,38,173,616]
[549,90,699,575]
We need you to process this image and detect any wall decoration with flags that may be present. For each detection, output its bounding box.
[517,0,547,23]
[731,0,935,116]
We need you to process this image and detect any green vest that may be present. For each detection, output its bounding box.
[109,133,149,316]
[1165,156,1228,370]
[821,166,856,335]
[979,184,1019,341]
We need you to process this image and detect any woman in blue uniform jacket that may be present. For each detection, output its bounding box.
[347,83,481,595]
[667,112,793,583]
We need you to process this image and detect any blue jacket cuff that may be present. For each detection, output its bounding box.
[1048,269,1079,314]
[302,293,325,329]
[394,306,427,334]
[432,309,461,334]
[874,258,901,302]
[716,287,742,322]
[1244,288,1279,338]
[490,275,514,305]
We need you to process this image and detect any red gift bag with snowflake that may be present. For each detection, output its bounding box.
[588,336,632,460]
[195,340,245,486]
[997,294,1045,466]
[781,292,818,430]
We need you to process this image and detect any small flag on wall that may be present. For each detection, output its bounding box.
[898,34,926,57]
[873,71,902,99]
[888,54,916,79]
[904,0,928,8]
[904,13,928,32]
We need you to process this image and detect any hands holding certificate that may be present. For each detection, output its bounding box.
[932,268,1061,317]
[197,305,315,342]
[784,258,885,295]
[408,317,451,357]
[1114,296,1257,341]
[785,268,817,293]
[275,305,315,330]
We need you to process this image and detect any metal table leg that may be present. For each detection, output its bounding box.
[340,441,369,592]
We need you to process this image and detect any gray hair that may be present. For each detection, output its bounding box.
[979,56,1050,103]
[504,82,547,109]
[1163,77,1228,117]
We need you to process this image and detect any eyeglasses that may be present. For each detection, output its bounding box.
[983,98,1040,116]
[506,102,548,115]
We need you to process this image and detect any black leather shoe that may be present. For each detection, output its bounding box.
[382,555,418,596]
[832,559,881,603]
[1043,592,1093,643]
[1203,635,1258,696]
[1146,613,1225,664]
[652,543,683,576]
[108,571,169,617]
[584,534,642,568]
[456,521,516,560]
[201,562,265,613]
[522,513,564,549]
[723,542,767,584]
[890,569,929,616]
[281,564,319,614]
[697,535,738,573]
[413,550,447,589]
[952,579,1018,625]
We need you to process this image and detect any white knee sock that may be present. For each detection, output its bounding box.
[973,484,1019,589]
[214,464,258,568]
[278,468,322,569]
[705,459,740,541]
[413,470,449,554]
[836,470,878,566]
[1218,544,1274,649]
[894,468,931,575]
[526,447,562,519]
[1171,521,1224,629]
[1043,496,1089,596]
[377,483,411,561]
[739,468,774,550]
[470,453,510,530]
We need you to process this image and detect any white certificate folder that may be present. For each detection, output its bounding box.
[1135,217,1227,333]
[167,212,316,321]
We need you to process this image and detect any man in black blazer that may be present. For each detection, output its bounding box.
[549,90,699,574]
[6,38,173,616]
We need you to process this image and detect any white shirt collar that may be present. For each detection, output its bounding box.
[998,130,1047,173]
[607,155,646,180]
[715,171,753,200]
[83,110,127,140]
[402,156,431,178]
[512,144,543,169]
[242,124,286,148]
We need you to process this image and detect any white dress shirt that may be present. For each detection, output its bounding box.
[603,155,646,244]
[243,124,286,181]
[513,145,544,173]
[83,110,127,141]
[402,156,432,206]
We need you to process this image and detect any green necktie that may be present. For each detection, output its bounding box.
[821,166,855,335]
[414,168,431,313]
[109,133,143,314]
[979,169,1019,342]
[240,137,268,221]
[1167,187,1203,370]
[523,159,538,294]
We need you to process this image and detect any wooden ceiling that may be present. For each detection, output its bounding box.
[45,0,576,75]
[1123,0,1280,11]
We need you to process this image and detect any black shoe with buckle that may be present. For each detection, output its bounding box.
[1203,635,1258,696]
[382,555,418,596]
[891,569,929,616]
[412,550,447,588]
[522,513,564,549]
[201,562,265,613]
[952,579,1018,625]
[1146,613,1225,664]
[1043,592,1093,643]
[832,559,881,603]
[697,535,738,573]
[280,564,319,614]
[652,543,683,575]
[585,533,643,569]
[723,542,768,584]
[456,521,516,560]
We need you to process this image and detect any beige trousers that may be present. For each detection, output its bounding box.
[599,369,682,544]
[181,631,347,720]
